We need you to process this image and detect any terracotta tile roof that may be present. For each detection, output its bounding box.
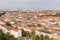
[8,28,18,32]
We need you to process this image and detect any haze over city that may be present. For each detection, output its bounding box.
[0,0,60,10]
[0,0,60,40]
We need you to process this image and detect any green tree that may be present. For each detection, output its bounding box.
[9,35,17,40]
[0,12,6,16]
[44,35,50,40]
[29,30,36,40]
[40,34,44,40]
[22,29,27,37]
[37,24,41,27]
[26,31,31,37]
[31,30,36,37]
[6,22,12,26]
[33,35,40,40]
[0,30,17,40]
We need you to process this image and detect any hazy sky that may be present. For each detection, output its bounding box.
[0,0,60,10]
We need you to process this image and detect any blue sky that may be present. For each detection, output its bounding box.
[0,0,60,10]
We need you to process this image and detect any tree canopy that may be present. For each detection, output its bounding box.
[0,30,17,40]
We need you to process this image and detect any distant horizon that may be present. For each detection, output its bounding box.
[0,9,60,11]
